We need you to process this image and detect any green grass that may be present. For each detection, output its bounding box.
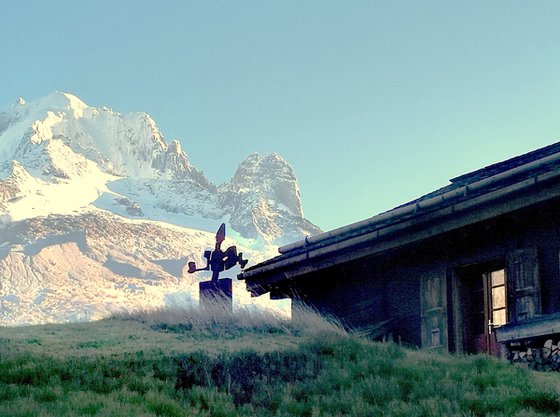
[1,305,559,416]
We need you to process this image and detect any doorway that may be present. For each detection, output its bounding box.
[459,265,507,355]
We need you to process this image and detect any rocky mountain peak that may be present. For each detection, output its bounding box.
[152,138,198,181]
[168,139,182,154]
[228,152,302,217]
[0,94,320,242]
[0,91,320,245]
[0,92,322,325]
[217,152,320,245]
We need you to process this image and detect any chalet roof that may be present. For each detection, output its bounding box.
[239,141,560,295]
[406,141,560,206]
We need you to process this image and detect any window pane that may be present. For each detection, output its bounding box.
[491,269,505,286]
[493,308,507,326]
[492,286,506,309]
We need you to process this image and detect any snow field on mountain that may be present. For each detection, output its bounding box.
[1,166,114,223]
[0,91,315,325]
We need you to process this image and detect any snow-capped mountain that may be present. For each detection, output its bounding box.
[220,153,317,244]
[0,92,320,325]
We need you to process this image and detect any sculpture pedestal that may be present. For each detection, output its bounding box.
[199,278,232,311]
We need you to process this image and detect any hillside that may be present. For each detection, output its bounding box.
[1,308,560,417]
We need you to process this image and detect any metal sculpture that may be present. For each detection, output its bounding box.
[187,223,248,308]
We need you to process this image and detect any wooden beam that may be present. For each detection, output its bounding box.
[495,313,560,343]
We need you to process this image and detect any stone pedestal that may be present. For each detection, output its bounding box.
[199,278,232,311]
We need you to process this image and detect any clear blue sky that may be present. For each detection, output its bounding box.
[2,1,560,231]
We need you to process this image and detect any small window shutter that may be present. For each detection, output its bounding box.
[421,270,448,349]
[506,248,541,322]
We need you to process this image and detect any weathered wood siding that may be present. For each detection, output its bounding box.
[420,265,448,350]
[289,197,560,351]
[291,263,387,329]
[507,248,541,322]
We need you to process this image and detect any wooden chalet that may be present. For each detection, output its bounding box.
[239,142,560,358]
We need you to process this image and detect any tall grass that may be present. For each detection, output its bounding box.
[113,300,347,338]
[1,303,559,416]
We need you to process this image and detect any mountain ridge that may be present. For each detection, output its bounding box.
[0,91,320,244]
[0,91,320,325]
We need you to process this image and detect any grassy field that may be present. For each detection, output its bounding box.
[1,305,560,417]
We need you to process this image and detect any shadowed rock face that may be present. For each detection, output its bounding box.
[0,162,28,206]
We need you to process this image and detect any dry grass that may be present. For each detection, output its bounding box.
[113,299,347,340]
[0,301,346,358]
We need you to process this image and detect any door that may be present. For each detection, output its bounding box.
[421,269,448,350]
[460,248,541,355]
[460,266,506,355]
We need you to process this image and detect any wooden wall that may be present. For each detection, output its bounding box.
[289,198,560,351]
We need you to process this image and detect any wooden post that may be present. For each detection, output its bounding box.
[199,278,233,311]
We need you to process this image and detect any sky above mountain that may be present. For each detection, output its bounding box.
[2,1,560,231]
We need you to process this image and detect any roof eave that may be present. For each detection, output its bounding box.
[240,168,560,296]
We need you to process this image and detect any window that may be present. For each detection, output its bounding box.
[489,269,507,328]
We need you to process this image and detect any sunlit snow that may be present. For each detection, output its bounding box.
[0,92,318,325]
